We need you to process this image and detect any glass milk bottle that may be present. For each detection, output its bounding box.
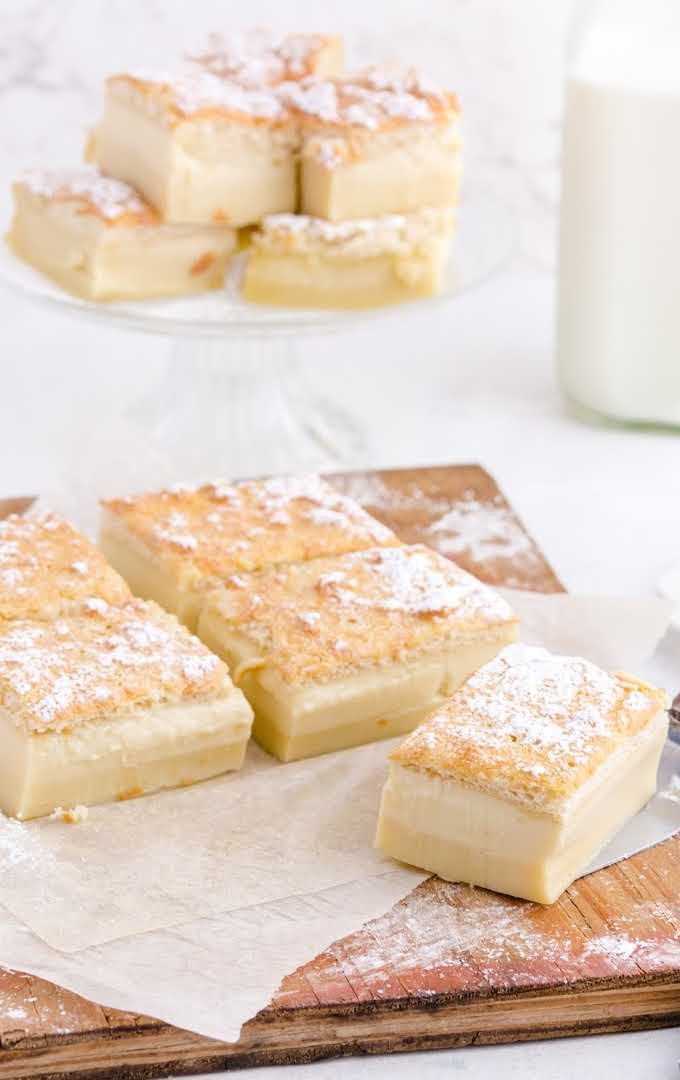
[557,0,680,427]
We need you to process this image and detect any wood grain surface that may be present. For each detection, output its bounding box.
[1,464,678,1079]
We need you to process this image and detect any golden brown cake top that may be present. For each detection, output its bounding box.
[187,29,342,85]
[109,68,291,126]
[254,208,454,258]
[0,511,132,622]
[16,168,158,227]
[391,644,667,814]
[102,474,398,591]
[205,543,518,684]
[285,67,460,133]
[0,599,230,735]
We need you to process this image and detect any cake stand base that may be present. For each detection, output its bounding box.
[125,335,367,488]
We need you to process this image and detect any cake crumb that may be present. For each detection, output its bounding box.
[49,805,89,825]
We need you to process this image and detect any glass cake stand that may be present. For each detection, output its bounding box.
[0,192,514,519]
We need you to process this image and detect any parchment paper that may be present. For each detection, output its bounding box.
[0,591,675,1042]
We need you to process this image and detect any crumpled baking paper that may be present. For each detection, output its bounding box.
[0,591,674,1042]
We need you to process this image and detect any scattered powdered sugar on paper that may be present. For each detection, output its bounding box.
[658,774,680,804]
[19,168,146,219]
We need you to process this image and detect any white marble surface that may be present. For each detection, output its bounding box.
[1,1,679,1075]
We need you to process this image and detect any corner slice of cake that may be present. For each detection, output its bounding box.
[376,644,668,905]
[0,511,131,621]
[198,544,518,762]
[91,70,297,226]
[187,29,343,85]
[0,599,253,820]
[286,68,462,221]
[8,168,237,301]
[243,208,454,308]
[99,474,399,632]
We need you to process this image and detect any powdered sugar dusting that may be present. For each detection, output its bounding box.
[125,68,285,120]
[331,546,515,620]
[19,168,147,220]
[211,543,516,685]
[0,511,131,621]
[257,208,453,257]
[284,67,454,129]
[0,600,226,734]
[394,644,663,811]
[188,29,331,86]
[104,473,397,582]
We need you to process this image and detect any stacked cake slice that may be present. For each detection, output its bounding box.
[8,28,461,307]
[246,68,461,307]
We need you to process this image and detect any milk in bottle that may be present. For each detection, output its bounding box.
[558,0,680,426]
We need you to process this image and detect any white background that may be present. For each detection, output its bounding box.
[0,0,679,1075]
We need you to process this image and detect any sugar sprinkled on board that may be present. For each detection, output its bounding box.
[19,168,147,220]
[330,475,551,588]
[319,880,680,994]
[427,495,545,577]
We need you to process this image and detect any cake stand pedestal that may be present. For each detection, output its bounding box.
[0,192,514,526]
[135,335,365,485]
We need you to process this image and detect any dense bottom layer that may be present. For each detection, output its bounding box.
[376,715,667,904]
[17,739,248,821]
[0,695,253,820]
[8,211,235,302]
[243,250,448,309]
[252,702,433,762]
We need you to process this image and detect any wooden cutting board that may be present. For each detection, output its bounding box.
[1,464,678,1079]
